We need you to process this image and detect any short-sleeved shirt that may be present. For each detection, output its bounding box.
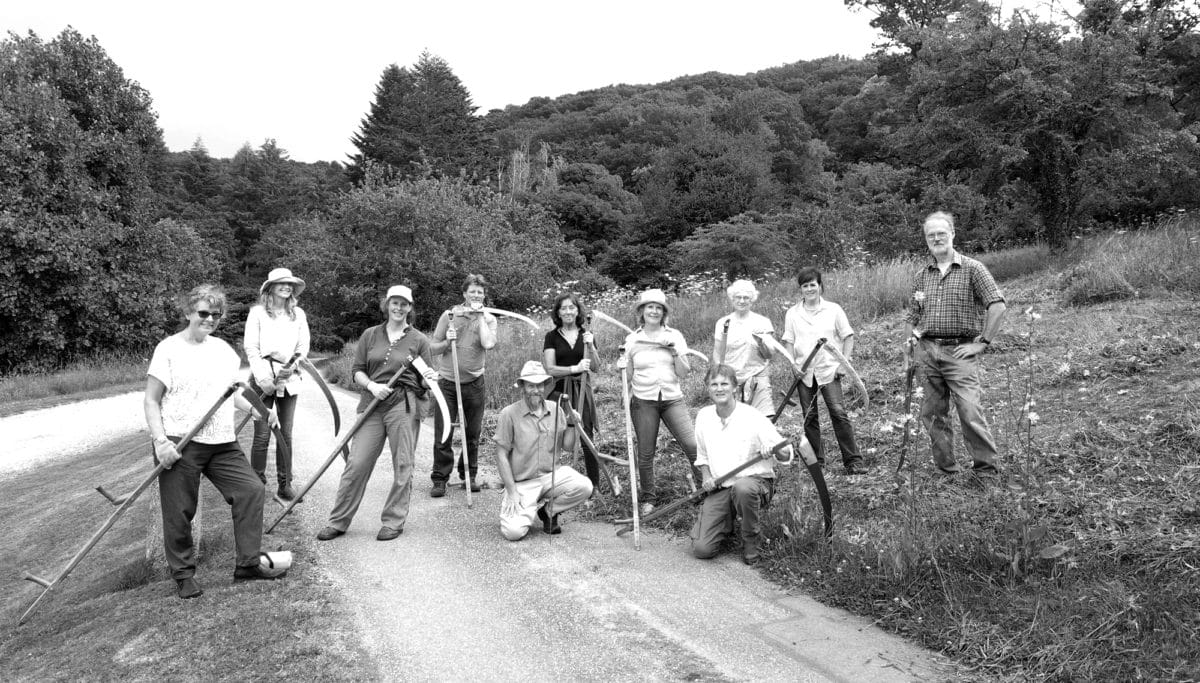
[694,403,785,485]
[543,327,595,396]
[243,304,310,394]
[147,334,241,444]
[714,312,774,383]
[622,327,690,401]
[782,299,854,385]
[351,323,433,412]
[905,253,1004,337]
[493,399,568,482]
[432,308,497,381]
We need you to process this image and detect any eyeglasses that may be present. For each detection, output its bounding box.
[196,310,223,320]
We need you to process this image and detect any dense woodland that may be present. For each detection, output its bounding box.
[3,0,1199,371]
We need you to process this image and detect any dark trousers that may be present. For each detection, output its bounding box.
[629,395,698,500]
[690,476,774,559]
[250,391,297,486]
[797,378,861,467]
[549,380,600,489]
[157,440,265,580]
[432,376,486,482]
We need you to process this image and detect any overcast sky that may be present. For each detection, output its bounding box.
[5,0,1054,163]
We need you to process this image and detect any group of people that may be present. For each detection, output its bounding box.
[142,210,1007,597]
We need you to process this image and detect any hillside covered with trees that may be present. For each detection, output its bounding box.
[3,0,1199,371]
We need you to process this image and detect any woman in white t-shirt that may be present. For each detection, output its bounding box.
[617,288,697,513]
[711,279,777,418]
[144,284,284,600]
[244,267,310,501]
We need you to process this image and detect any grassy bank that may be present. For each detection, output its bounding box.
[0,430,375,680]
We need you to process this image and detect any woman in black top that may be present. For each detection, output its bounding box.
[542,292,602,489]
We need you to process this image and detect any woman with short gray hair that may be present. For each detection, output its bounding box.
[712,279,777,418]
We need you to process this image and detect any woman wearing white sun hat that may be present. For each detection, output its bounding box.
[617,288,697,513]
[244,267,311,500]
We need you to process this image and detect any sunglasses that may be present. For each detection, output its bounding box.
[196,310,223,320]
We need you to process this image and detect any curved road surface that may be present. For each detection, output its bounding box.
[5,388,951,682]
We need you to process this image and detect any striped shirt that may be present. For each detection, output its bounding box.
[906,253,1004,337]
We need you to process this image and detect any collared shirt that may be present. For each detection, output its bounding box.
[714,312,774,383]
[351,323,433,412]
[782,298,853,385]
[906,253,1005,337]
[432,309,498,381]
[244,304,310,394]
[147,334,241,445]
[493,399,568,482]
[622,327,690,400]
[694,403,784,485]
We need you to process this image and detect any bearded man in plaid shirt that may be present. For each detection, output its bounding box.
[904,211,1007,484]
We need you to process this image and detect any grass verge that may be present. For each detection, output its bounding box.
[0,431,375,680]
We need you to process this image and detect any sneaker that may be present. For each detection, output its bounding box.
[316,526,344,541]
[430,481,447,498]
[176,577,203,599]
[277,484,297,501]
[743,552,761,566]
[233,564,287,581]
[537,506,562,535]
[470,478,482,493]
[376,526,403,541]
[844,464,869,475]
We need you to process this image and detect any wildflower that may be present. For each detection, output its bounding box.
[1027,412,1039,424]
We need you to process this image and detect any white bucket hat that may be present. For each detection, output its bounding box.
[634,288,669,315]
[386,285,414,303]
[514,360,553,388]
[260,268,306,296]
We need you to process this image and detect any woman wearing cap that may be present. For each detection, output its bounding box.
[616,288,697,513]
[782,267,866,475]
[244,267,311,500]
[145,284,285,599]
[316,285,437,542]
[494,361,591,541]
[542,292,602,490]
[712,280,776,418]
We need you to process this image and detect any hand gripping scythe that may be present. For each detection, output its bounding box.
[756,332,869,412]
[234,353,348,461]
[267,355,419,532]
[20,382,283,625]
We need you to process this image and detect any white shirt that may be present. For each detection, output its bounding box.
[147,334,241,444]
[782,298,854,385]
[243,305,310,394]
[622,327,691,401]
[714,311,774,382]
[694,403,786,485]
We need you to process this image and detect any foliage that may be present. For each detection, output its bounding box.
[0,29,217,372]
[348,52,482,183]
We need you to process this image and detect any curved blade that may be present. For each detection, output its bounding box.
[754,332,795,365]
[819,343,869,410]
[591,309,634,335]
[480,306,542,332]
[681,348,708,364]
[300,358,347,460]
[806,461,834,538]
[411,356,452,443]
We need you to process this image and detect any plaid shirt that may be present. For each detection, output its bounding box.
[906,253,1004,337]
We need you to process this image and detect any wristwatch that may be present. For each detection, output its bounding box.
[975,336,991,346]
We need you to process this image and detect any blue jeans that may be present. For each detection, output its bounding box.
[250,390,297,486]
[629,395,697,500]
[918,340,1000,473]
[432,376,486,482]
[796,378,861,468]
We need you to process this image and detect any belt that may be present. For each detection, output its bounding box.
[924,336,975,346]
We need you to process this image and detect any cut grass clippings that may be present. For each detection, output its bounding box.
[0,431,375,681]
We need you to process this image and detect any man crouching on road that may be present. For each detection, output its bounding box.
[495,361,593,540]
[692,364,814,565]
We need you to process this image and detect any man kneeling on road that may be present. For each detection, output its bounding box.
[692,364,813,565]
[495,361,593,541]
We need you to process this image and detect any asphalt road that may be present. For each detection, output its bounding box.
[279,387,952,682]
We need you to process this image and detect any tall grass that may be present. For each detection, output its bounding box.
[0,351,149,405]
[1064,217,1200,305]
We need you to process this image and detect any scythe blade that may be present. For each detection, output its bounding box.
[411,356,452,443]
